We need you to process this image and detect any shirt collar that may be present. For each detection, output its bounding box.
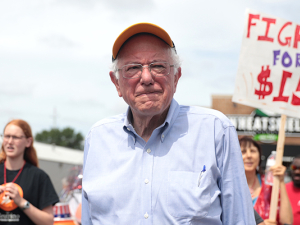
[123,108,136,143]
[161,99,180,141]
[124,107,133,128]
[123,98,180,143]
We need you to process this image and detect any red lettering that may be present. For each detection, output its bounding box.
[291,78,300,105]
[294,25,300,49]
[278,22,292,47]
[273,71,292,102]
[258,18,276,42]
[247,14,260,38]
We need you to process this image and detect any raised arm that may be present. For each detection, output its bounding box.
[270,165,293,224]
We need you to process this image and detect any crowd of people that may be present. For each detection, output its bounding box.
[0,22,299,225]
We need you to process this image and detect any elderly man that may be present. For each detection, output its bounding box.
[82,23,255,224]
[286,155,300,225]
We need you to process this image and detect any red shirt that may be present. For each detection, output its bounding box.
[286,182,300,225]
[254,175,280,223]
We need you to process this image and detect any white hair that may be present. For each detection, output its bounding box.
[111,47,181,79]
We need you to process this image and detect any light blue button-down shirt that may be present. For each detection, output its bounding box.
[82,99,255,225]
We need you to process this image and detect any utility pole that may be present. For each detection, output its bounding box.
[52,107,57,129]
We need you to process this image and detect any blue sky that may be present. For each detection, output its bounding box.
[1,0,300,137]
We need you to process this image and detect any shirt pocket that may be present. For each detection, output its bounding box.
[167,170,211,219]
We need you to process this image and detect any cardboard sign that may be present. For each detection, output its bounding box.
[232,9,300,119]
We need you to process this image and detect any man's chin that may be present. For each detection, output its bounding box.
[292,178,300,188]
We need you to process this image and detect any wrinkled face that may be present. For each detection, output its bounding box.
[241,143,260,173]
[109,34,181,118]
[291,158,300,187]
[2,124,31,160]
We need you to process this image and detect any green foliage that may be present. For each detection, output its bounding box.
[35,127,84,150]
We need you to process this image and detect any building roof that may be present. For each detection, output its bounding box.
[0,141,84,165]
[35,142,84,165]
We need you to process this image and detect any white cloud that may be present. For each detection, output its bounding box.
[0,0,300,135]
[39,35,79,48]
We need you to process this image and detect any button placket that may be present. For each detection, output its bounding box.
[141,145,153,223]
[144,212,149,219]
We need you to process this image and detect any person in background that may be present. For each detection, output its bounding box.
[82,22,256,224]
[286,155,300,225]
[239,136,293,225]
[0,119,59,225]
[255,209,291,225]
[255,209,265,225]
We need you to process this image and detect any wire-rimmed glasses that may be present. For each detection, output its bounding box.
[117,62,174,79]
[1,134,26,141]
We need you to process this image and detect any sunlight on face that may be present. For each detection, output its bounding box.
[111,34,181,119]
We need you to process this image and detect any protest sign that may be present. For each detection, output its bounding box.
[232,9,300,221]
[232,8,300,119]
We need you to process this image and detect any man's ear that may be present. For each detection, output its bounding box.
[173,67,181,93]
[109,71,123,97]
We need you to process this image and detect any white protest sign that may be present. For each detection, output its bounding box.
[232,9,300,119]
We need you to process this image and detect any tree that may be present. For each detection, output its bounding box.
[35,127,84,150]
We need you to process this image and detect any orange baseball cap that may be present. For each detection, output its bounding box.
[112,22,176,61]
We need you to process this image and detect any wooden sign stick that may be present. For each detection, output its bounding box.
[268,114,286,220]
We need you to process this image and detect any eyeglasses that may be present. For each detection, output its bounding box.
[117,62,174,79]
[1,135,26,141]
[290,164,300,171]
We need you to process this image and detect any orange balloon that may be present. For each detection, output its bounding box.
[0,183,23,211]
[54,220,76,225]
[75,203,81,223]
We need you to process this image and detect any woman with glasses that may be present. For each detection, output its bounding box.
[0,119,59,225]
[239,136,293,225]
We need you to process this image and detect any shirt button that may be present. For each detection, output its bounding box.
[144,179,149,184]
[146,148,151,153]
[162,134,164,138]
[144,213,149,219]
[127,127,130,131]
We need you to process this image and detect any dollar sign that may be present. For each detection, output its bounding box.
[254,65,273,99]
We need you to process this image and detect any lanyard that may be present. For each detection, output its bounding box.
[250,176,257,197]
[4,161,26,184]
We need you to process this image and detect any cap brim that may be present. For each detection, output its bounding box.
[112,22,173,60]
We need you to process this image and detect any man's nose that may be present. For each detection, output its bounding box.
[140,66,154,84]
[294,168,300,173]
